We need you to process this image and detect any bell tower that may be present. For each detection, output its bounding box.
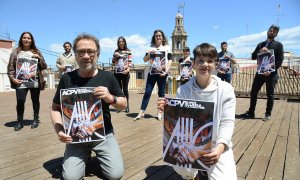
[171,11,188,62]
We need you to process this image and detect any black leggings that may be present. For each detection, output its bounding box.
[114,73,130,101]
[16,88,41,118]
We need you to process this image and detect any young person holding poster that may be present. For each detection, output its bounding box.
[158,43,237,179]
[178,47,194,85]
[112,36,132,113]
[7,32,47,131]
[135,29,172,120]
[50,34,126,180]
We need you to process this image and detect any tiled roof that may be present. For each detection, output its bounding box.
[232,66,300,100]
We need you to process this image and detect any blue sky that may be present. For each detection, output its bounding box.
[1,0,299,67]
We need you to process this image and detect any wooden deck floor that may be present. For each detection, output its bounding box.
[0,90,299,180]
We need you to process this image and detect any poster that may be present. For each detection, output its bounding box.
[16,57,38,88]
[60,87,105,143]
[150,51,166,75]
[115,54,128,74]
[180,61,193,79]
[257,49,275,74]
[217,58,230,72]
[64,64,74,73]
[163,98,214,171]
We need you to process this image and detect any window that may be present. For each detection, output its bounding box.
[137,71,144,79]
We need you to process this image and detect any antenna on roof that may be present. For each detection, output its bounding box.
[178,2,185,25]
[276,4,281,26]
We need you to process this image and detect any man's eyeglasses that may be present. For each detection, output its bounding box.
[76,49,98,57]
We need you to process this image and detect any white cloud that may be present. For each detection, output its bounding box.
[213,25,219,30]
[49,43,64,54]
[100,34,150,62]
[227,25,300,58]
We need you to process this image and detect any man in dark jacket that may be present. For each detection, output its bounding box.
[241,24,284,121]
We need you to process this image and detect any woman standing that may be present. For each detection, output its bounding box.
[7,32,48,131]
[112,36,132,113]
[135,29,173,120]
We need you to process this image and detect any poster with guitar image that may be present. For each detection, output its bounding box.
[163,97,214,171]
[16,57,38,88]
[149,51,166,75]
[60,87,105,143]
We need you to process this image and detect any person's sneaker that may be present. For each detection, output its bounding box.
[240,111,255,119]
[263,115,271,121]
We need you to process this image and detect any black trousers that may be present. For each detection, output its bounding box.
[249,73,278,116]
[114,73,130,102]
[16,88,41,120]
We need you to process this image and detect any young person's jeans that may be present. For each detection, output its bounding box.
[140,73,168,111]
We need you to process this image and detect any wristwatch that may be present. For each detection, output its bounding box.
[111,96,117,105]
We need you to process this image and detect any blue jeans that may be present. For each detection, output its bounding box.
[217,73,232,83]
[140,73,168,111]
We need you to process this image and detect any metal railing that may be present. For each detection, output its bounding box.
[1,64,299,101]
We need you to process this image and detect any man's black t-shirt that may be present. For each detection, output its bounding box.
[53,69,125,133]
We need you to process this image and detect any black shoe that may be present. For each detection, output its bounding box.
[240,111,255,119]
[125,107,129,113]
[32,114,40,129]
[14,121,24,131]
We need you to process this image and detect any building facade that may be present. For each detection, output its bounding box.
[171,12,188,62]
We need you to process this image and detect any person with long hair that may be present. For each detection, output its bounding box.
[112,36,132,113]
[7,32,48,131]
[135,29,173,120]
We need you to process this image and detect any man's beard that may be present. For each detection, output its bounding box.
[267,33,276,39]
[80,62,96,73]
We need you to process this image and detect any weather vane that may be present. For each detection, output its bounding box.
[178,2,185,25]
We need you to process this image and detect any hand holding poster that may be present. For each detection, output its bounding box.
[180,61,192,79]
[16,57,38,88]
[163,97,214,170]
[64,64,74,73]
[217,58,230,72]
[257,49,275,74]
[60,87,105,143]
[150,51,166,75]
[115,54,128,74]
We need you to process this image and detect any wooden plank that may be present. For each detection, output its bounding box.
[233,120,262,163]
[264,102,292,179]
[235,120,271,178]
[128,159,167,180]
[264,136,286,179]
[284,102,300,180]
[245,100,286,180]
[0,90,299,179]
